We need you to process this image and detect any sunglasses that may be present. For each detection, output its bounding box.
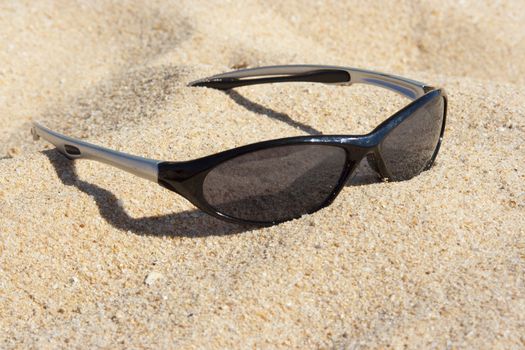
[32,65,447,226]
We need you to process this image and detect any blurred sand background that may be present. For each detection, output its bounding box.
[1,0,524,348]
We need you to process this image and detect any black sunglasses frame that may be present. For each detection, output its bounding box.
[31,65,447,226]
[157,89,447,226]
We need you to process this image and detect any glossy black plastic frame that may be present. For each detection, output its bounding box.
[32,65,447,226]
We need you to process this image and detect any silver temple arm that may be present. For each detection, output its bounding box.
[189,64,432,100]
[31,122,159,182]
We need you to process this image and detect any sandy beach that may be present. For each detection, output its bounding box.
[1,1,524,348]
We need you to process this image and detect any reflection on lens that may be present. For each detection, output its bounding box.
[203,145,347,223]
[381,95,444,180]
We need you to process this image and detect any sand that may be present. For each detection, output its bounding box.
[1,0,524,348]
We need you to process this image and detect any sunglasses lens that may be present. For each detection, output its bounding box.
[380,94,445,181]
[203,145,347,223]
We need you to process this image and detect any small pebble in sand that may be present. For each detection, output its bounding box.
[144,272,164,286]
[7,147,20,157]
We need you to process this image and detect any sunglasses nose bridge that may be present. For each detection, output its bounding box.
[341,134,378,160]
[341,139,385,182]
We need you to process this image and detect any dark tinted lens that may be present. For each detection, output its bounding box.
[381,94,445,180]
[203,145,347,223]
